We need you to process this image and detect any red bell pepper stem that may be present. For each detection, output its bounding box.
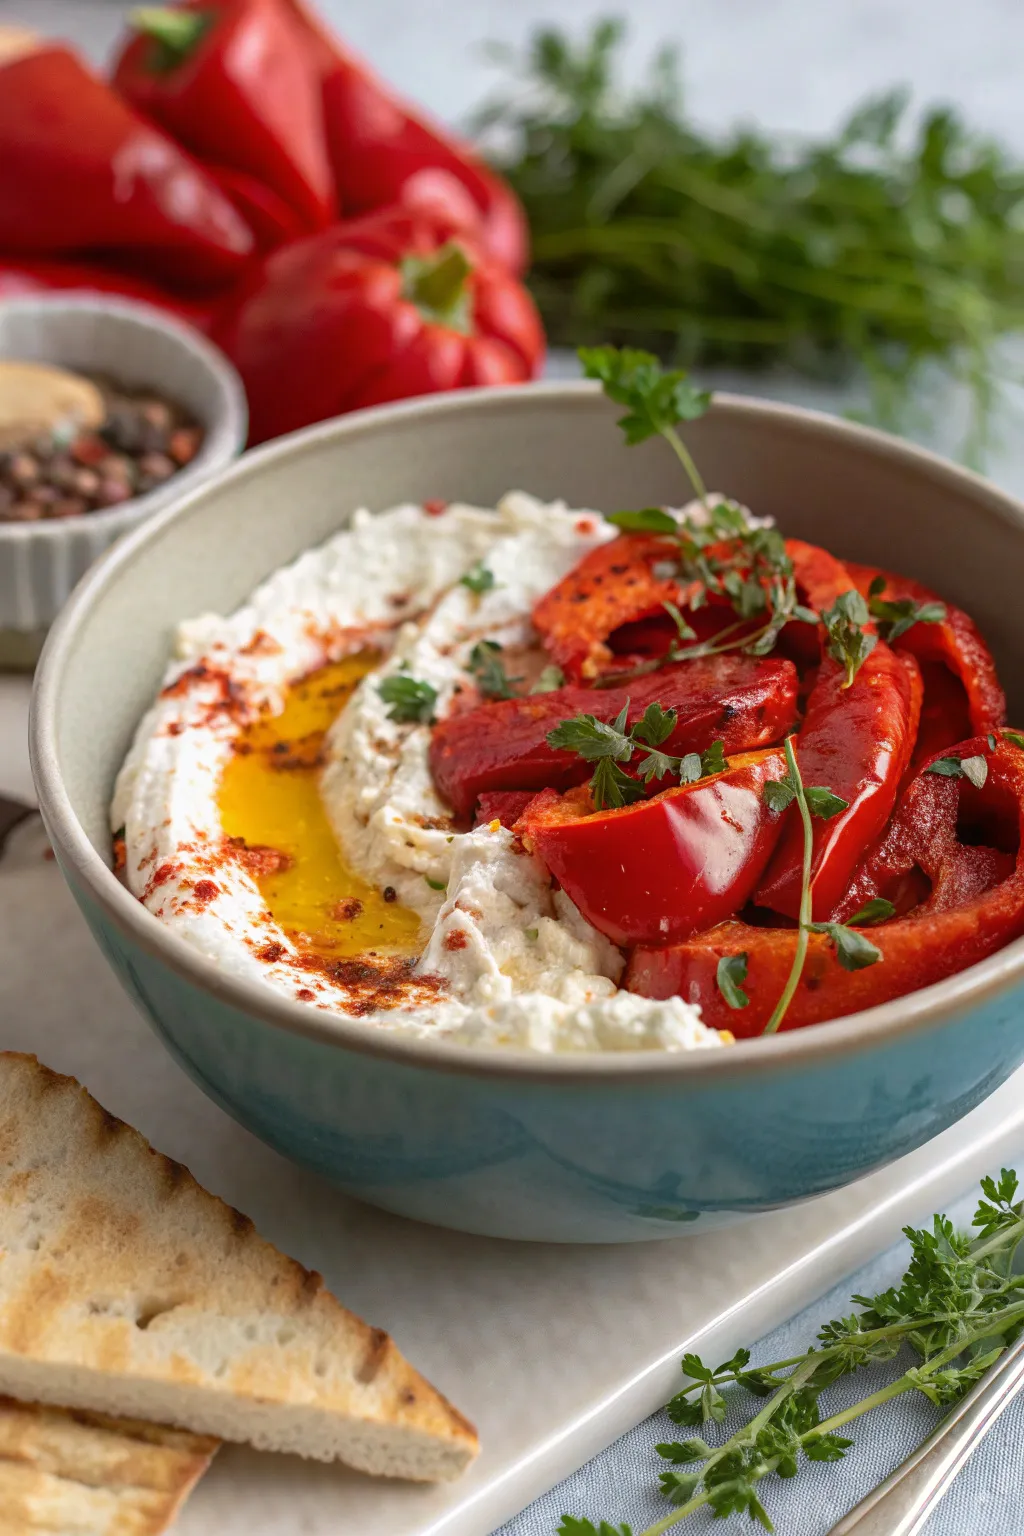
[401,243,472,332]
[129,8,212,67]
[762,735,813,1036]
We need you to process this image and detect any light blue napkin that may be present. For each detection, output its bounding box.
[496,1187,1023,1535]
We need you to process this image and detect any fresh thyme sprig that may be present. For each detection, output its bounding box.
[557,1168,1024,1536]
[715,736,884,1031]
[547,702,726,810]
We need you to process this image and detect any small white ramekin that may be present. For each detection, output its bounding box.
[0,296,247,665]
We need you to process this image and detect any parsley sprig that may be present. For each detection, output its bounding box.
[558,1168,1024,1535]
[378,673,438,723]
[469,640,523,700]
[579,347,817,680]
[867,575,947,643]
[716,737,885,1031]
[926,752,989,789]
[821,590,877,690]
[547,702,726,810]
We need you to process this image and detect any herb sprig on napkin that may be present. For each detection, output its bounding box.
[558,1168,1024,1533]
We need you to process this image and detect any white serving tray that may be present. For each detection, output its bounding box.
[3,665,1024,1536]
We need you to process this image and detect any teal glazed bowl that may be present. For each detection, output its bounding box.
[30,385,1024,1242]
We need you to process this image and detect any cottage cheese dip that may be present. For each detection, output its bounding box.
[112,492,723,1054]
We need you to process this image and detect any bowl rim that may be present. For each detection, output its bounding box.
[30,379,1024,1086]
[0,294,247,543]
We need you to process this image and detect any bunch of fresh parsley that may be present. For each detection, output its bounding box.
[478,19,1024,465]
[557,1169,1024,1534]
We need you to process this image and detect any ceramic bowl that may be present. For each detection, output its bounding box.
[0,297,247,666]
[29,384,1024,1243]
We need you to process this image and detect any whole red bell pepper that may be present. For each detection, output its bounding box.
[277,0,527,273]
[429,654,798,821]
[0,256,221,331]
[628,737,1024,1035]
[0,45,253,288]
[845,561,1005,735]
[516,748,789,947]
[755,644,923,921]
[213,208,544,444]
[113,0,335,236]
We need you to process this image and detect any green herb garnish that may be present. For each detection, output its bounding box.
[378,673,438,724]
[531,664,567,693]
[547,701,726,809]
[760,738,872,1035]
[558,1168,1024,1535]
[481,19,1024,466]
[715,953,749,1011]
[821,590,877,689]
[1002,730,1024,751]
[926,753,989,788]
[468,640,523,700]
[581,346,817,681]
[866,575,947,642]
[461,562,497,595]
[424,875,447,891]
[846,897,897,926]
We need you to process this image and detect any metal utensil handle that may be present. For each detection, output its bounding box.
[826,1328,1024,1536]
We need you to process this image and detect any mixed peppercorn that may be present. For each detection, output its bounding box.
[0,377,204,522]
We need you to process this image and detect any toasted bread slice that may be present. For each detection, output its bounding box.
[0,1396,216,1535]
[0,1054,477,1481]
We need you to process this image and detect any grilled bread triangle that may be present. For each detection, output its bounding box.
[0,1054,477,1482]
[0,1396,216,1535]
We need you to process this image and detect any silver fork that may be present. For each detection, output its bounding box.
[826,1327,1024,1534]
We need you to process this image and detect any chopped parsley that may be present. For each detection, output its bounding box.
[378,673,438,723]
[547,700,726,810]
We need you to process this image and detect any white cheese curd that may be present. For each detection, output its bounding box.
[112,492,725,1054]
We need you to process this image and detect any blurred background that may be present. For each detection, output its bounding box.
[2,0,1024,484]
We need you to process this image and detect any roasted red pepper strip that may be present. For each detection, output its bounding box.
[113,0,335,234]
[834,736,1016,922]
[532,534,693,681]
[845,561,1005,734]
[755,645,923,921]
[786,538,856,613]
[0,45,252,287]
[516,749,789,947]
[213,208,543,443]
[909,662,974,777]
[628,739,1024,1035]
[473,790,538,830]
[429,654,798,820]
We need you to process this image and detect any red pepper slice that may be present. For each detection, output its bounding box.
[628,738,1024,1035]
[472,790,538,830]
[113,0,335,234]
[516,748,789,947]
[213,208,544,443]
[835,736,1016,921]
[429,654,798,820]
[0,45,253,287]
[909,662,974,777]
[755,645,923,921]
[532,534,695,681]
[845,561,1005,734]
